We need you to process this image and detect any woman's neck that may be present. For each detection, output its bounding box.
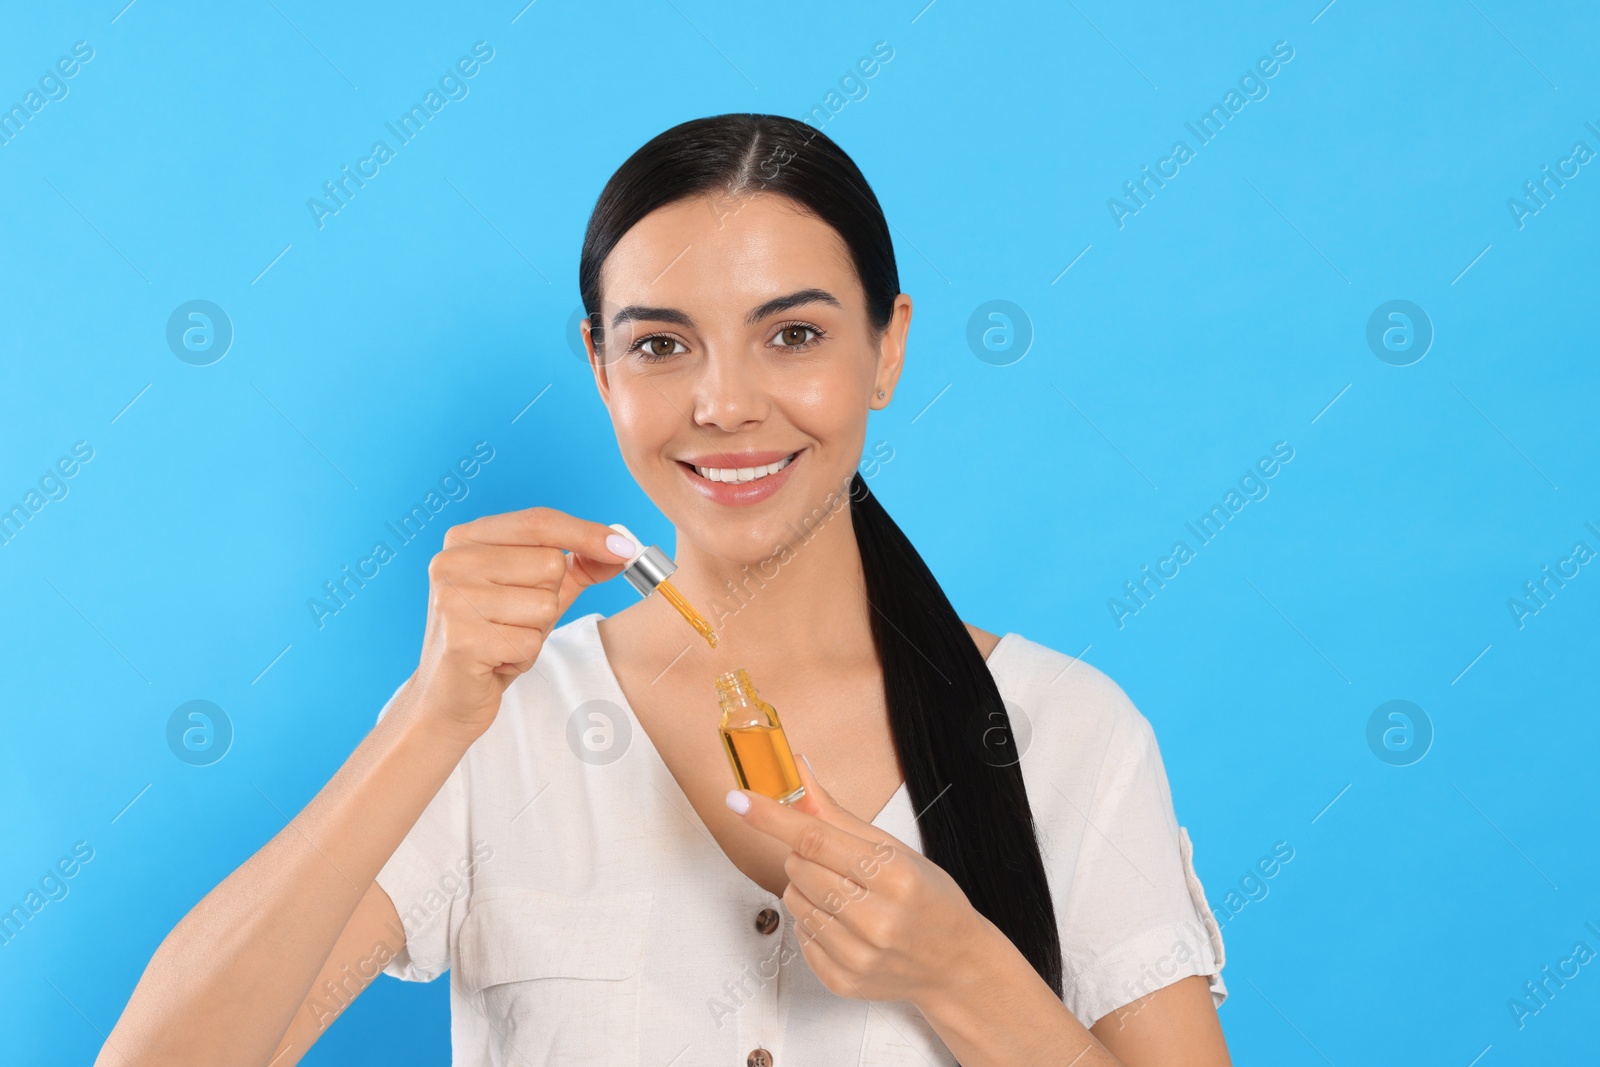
[664,507,877,674]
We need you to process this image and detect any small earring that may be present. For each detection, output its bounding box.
[877,390,886,399]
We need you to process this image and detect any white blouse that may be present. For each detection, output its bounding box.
[374,612,1226,1065]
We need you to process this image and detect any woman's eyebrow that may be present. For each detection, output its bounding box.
[745,288,841,323]
[611,305,694,328]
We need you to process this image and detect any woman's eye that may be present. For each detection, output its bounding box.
[773,325,818,347]
[638,336,686,359]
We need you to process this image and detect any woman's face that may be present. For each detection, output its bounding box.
[587,192,909,564]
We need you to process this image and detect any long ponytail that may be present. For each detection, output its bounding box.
[849,474,1064,997]
[581,113,1064,1002]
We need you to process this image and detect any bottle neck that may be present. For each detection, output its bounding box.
[714,669,761,718]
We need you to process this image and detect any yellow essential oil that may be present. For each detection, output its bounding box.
[715,668,804,804]
[608,522,719,648]
[657,577,718,648]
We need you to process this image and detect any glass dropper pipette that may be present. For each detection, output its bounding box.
[608,523,718,648]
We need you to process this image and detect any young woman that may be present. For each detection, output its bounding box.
[101,114,1229,1066]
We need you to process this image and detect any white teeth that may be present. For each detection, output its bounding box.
[693,454,794,484]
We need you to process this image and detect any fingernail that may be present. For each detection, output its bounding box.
[802,753,814,774]
[724,789,751,815]
[606,533,637,559]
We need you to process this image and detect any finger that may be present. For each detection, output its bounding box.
[790,754,911,860]
[782,882,873,979]
[783,802,904,945]
[787,752,855,827]
[435,573,551,663]
[444,543,570,592]
[783,881,842,951]
[796,940,863,1002]
[457,506,636,564]
[436,580,560,631]
[781,892,864,1000]
[470,620,546,673]
[783,852,875,926]
[561,545,626,603]
[729,786,883,884]
[782,882,848,983]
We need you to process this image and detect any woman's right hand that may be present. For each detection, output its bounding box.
[408,507,636,737]
[99,507,634,1065]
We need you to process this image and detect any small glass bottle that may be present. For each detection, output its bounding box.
[715,668,805,805]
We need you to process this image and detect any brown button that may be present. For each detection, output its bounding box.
[747,1050,773,1067]
[754,907,780,935]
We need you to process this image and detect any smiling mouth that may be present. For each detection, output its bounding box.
[683,452,799,484]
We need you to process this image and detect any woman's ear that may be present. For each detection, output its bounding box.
[872,294,912,407]
[584,314,613,407]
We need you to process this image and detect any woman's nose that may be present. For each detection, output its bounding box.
[692,345,768,432]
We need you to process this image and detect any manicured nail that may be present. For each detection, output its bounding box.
[724,789,751,815]
[802,753,814,775]
[606,533,637,559]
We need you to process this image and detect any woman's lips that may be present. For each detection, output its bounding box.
[679,450,803,507]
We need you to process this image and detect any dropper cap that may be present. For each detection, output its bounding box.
[607,523,677,597]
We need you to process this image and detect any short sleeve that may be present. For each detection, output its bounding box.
[1057,706,1227,1027]
[371,682,479,983]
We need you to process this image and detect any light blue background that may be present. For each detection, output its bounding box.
[3,1,1597,1063]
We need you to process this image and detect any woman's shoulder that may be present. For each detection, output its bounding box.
[964,621,1004,661]
[987,629,1157,757]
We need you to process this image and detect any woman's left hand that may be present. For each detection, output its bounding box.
[725,754,1000,1008]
